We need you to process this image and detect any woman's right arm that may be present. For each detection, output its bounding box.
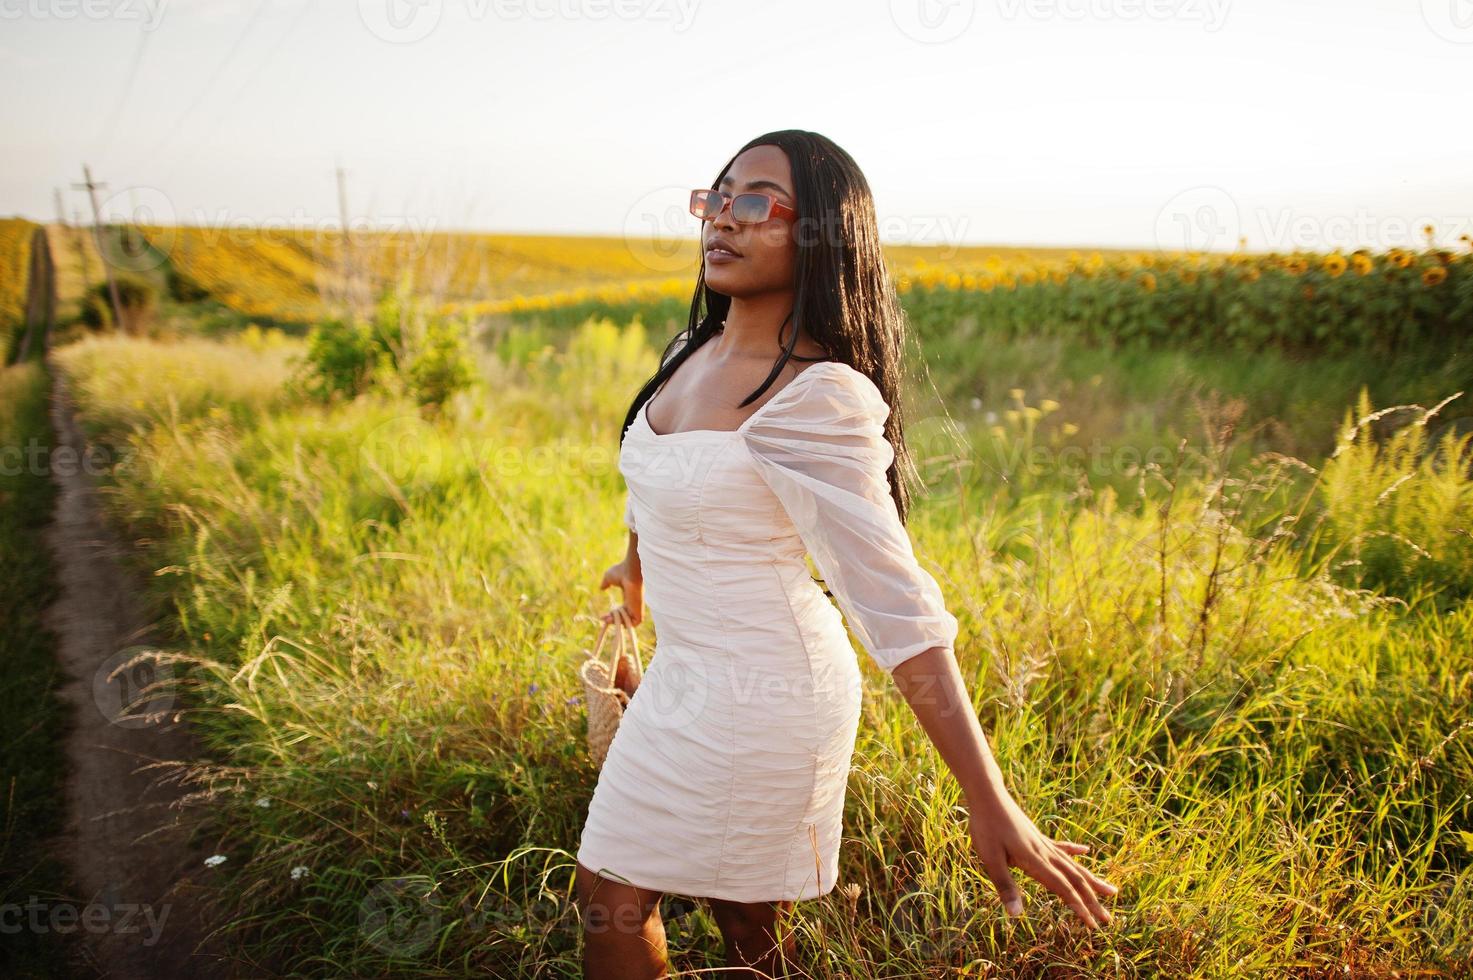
[599,522,644,625]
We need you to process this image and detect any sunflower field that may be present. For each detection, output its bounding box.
[900,236,1473,356]
[0,218,37,361]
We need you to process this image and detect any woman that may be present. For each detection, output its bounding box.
[575,130,1117,978]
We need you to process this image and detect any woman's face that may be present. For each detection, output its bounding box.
[700,144,799,298]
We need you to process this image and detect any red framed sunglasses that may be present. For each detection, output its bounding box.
[690,188,798,224]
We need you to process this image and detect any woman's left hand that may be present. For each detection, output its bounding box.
[965,789,1118,929]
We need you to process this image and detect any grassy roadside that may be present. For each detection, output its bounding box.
[44,316,1472,975]
[0,355,80,979]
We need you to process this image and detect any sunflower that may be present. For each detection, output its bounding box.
[1351,254,1374,276]
[1323,254,1348,277]
[1423,266,1448,287]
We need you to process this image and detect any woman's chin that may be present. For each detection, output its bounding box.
[702,267,745,293]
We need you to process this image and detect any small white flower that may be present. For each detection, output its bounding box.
[290,865,311,881]
[366,781,378,790]
[204,854,227,867]
[255,797,271,808]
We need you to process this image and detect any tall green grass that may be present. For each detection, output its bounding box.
[49,318,1472,977]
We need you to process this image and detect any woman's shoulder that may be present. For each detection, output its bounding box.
[751,359,890,430]
[803,360,888,412]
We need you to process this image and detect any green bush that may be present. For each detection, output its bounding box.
[78,274,158,334]
[405,315,478,414]
[294,284,477,413]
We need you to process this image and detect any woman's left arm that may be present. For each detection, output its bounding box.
[742,368,1118,927]
[890,646,1118,929]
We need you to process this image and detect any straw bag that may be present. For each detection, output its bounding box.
[579,607,645,769]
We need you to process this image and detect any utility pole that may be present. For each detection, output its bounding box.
[73,164,125,331]
[72,209,93,292]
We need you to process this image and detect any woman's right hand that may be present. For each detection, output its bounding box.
[599,559,644,626]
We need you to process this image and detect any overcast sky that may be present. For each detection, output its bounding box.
[2,0,1468,252]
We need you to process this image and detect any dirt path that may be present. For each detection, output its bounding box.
[39,297,229,975]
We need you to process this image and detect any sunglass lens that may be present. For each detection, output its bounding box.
[731,194,771,223]
[690,189,723,220]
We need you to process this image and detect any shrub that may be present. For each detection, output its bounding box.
[292,284,478,414]
[77,274,158,335]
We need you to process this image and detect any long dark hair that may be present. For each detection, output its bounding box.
[619,129,930,523]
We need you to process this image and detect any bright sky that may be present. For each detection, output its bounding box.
[1,0,1468,252]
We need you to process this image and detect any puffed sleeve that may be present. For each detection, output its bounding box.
[741,367,959,675]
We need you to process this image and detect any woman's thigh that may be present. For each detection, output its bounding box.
[706,896,794,936]
[575,861,665,939]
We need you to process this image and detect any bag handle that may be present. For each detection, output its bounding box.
[588,607,642,690]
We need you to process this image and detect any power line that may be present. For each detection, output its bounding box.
[154,0,313,187]
[118,0,273,175]
[93,27,153,163]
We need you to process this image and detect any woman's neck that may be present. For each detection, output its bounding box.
[714,294,818,359]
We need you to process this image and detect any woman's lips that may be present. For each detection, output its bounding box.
[705,246,741,264]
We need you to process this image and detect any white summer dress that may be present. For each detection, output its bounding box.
[575,356,959,903]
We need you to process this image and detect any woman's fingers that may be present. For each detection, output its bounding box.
[1060,854,1113,919]
[1024,852,1098,929]
[604,603,640,628]
[1051,839,1119,897]
[1083,865,1119,897]
[977,847,1025,917]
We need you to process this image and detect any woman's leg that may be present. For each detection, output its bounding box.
[707,897,797,978]
[575,861,669,979]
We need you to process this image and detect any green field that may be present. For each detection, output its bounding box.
[27,303,1468,975]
